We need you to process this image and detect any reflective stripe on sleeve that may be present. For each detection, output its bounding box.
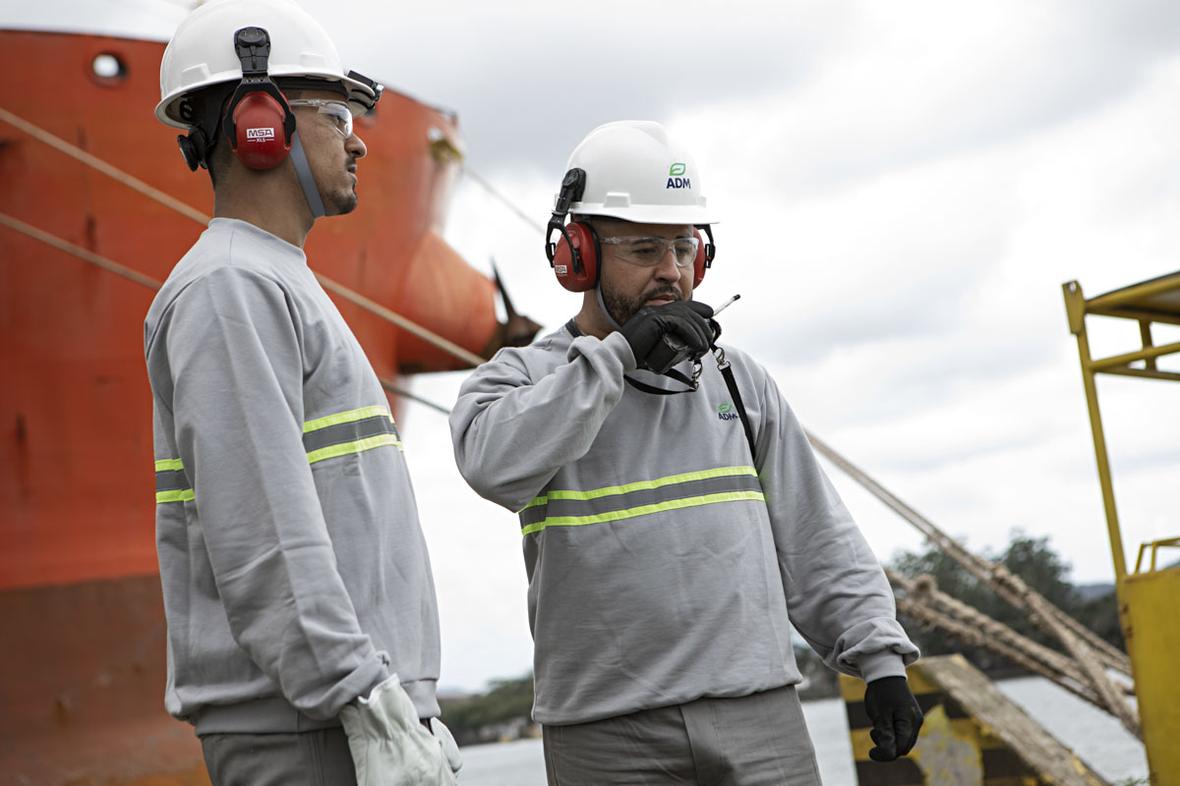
[521,466,765,535]
[154,458,193,504]
[302,405,393,433]
[303,406,402,464]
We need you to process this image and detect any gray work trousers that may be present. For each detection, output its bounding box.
[200,728,357,786]
[542,685,823,786]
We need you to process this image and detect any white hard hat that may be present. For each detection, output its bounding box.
[563,120,718,225]
[156,0,380,129]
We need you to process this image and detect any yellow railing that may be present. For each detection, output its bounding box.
[1134,537,1180,575]
[1063,274,1180,786]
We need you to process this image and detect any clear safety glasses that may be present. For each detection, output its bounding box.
[288,99,355,138]
[599,235,700,268]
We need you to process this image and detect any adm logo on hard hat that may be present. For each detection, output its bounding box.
[667,162,691,190]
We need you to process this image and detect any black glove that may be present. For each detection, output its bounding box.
[620,300,714,373]
[864,676,923,762]
[708,318,721,344]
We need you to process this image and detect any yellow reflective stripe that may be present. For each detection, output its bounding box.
[521,490,766,536]
[156,488,194,504]
[307,433,402,464]
[523,466,757,510]
[303,405,393,434]
[154,458,184,472]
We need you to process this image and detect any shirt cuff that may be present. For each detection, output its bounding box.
[602,331,638,372]
[858,650,909,683]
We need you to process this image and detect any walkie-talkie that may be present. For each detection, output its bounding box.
[641,295,740,374]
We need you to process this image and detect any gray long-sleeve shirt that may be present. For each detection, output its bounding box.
[145,218,441,734]
[450,322,917,725]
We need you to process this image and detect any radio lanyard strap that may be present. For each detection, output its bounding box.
[714,347,757,464]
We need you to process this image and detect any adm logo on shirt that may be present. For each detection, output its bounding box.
[717,402,739,422]
[667,162,691,189]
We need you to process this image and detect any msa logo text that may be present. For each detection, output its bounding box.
[666,162,690,190]
[717,402,739,422]
[246,127,276,141]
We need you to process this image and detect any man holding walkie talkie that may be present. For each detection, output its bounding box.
[450,121,922,785]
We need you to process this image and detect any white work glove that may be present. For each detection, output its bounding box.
[340,674,462,786]
[430,716,463,776]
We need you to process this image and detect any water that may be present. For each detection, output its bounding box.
[458,738,548,786]
[457,676,1149,785]
[994,676,1147,783]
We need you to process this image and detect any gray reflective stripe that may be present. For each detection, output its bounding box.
[302,415,398,453]
[520,473,763,528]
[155,469,191,492]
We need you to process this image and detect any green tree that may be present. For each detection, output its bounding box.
[439,673,535,745]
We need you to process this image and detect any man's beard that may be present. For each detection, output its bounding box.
[323,159,360,216]
[325,187,359,216]
[601,283,681,326]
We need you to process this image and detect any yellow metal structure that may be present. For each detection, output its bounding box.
[840,656,1105,785]
[1063,272,1180,786]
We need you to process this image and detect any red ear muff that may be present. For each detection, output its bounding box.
[552,221,600,292]
[692,225,716,288]
[229,91,291,170]
[222,27,296,171]
[692,228,708,288]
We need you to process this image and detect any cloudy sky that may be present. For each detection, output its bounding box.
[11,0,1180,692]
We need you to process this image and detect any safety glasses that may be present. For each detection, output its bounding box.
[288,99,355,138]
[599,235,700,268]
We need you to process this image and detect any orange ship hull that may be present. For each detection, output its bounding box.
[0,30,499,785]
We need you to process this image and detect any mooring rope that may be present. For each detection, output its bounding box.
[813,429,1139,734]
[807,430,1132,676]
[0,212,163,290]
[888,569,1138,730]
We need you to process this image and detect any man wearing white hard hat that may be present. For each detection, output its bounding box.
[144,1,459,783]
[451,121,923,784]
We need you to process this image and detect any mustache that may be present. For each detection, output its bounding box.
[644,287,682,301]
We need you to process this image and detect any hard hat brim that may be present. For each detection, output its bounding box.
[570,202,719,225]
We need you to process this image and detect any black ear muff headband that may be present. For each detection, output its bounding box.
[545,167,587,271]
